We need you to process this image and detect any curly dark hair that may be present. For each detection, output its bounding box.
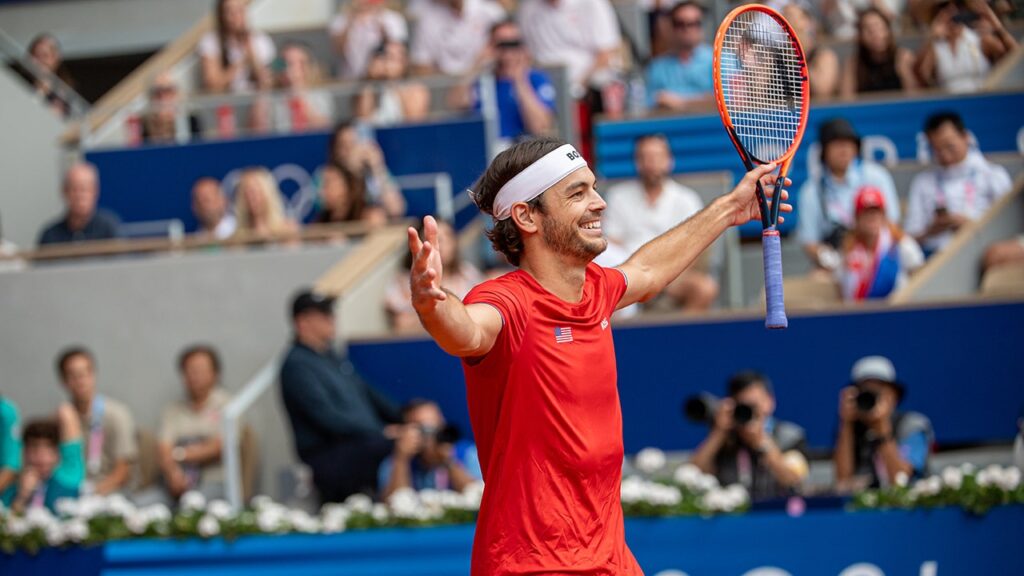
[472,137,567,267]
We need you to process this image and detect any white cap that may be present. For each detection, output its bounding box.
[851,356,897,384]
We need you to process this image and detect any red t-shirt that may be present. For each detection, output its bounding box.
[461,262,643,576]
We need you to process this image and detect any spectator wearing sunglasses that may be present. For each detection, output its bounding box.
[645,1,713,111]
[456,20,556,143]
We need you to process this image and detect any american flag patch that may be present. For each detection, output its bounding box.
[554,326,574,344]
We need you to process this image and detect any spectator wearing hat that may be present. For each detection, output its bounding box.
[279,289,402,502]
[838,186,924,301]
[691,371,809,501]
[905,111,1013,256]
[797,118,900,273]
[834,356,934,492]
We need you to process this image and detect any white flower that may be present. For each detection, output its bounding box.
[860,492,878,508]
[694,473,720,493]
[77,494,106,519]
[998,466,1020,491]
[257,507,284,532]
[634,448,667,475]
[180,490,207,513]
[388,488,422,519]
[286,509,320,533]
[45,524,66,547]
[125,511,150,535]
[207,500,234,520]
[197,515,220,538]
[894,471,910,488]
[344,494,373,515]
[977,464,1004,488]
[144,504,172,524]
[959,462,977,475]
[65,519,89,543]
[460,482,485,510]
[620,476,645,504]
[7,517,29,537]
[723,484,750,509]
[25,506,57,529]
[941,467,963,490]
[55,498,80,518]
[105,494,135,518]
[371,503,389,523]
[673,464,703,489]
[647,483,682,507]
[701,488,730,511]
[321,513,347,533]
[250,495,274,510]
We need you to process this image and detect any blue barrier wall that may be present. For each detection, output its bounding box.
[4,507,1022,575]
[348,301,1024,452]
[85,117,488,232]
[594,91,1024,234]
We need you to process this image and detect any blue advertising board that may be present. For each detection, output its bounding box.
[84,117,488,232]
[348,301,1024,452]
[3,507,1022,575]
[594,90,1024,234]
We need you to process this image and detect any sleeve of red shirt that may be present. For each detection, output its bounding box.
[596,263,628,315]
[463,276,526,358]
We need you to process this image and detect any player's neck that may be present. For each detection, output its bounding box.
[520,253,587,303]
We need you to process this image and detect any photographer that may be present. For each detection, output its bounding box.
[690,372,808,500]
[834,356,933,492]
[378,399,481,500]
[916,0,1018,94]
[797,118,900,274]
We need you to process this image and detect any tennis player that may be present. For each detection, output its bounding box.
[408,137,788,575]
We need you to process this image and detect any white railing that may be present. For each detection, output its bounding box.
[222,357,279,511]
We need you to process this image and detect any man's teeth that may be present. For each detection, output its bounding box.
[581,222,601,230]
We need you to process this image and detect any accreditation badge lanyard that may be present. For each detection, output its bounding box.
[736,449,753,489]
[87,395,106,476]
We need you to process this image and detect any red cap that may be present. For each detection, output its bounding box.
[854,186,885,216]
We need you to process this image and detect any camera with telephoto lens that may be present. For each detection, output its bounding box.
[856,390,878,413]
[418,423,461,446]
[683,393,755,427]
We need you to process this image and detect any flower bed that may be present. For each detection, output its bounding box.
[851,463,1024,515]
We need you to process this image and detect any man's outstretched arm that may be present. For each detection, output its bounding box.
[409,216,503,358]
[617,164,790,309]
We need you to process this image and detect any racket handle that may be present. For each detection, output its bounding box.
[762,229,788,330]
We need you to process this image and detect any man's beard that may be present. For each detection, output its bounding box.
[542,212,607,262]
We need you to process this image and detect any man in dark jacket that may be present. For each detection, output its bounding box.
[280,289,401,502]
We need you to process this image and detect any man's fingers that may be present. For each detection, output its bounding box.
[746,163,777,183]
[423,215,439,247]
[407,226,423,256]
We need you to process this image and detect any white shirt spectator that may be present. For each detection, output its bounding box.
[798,160,901,247]
[933,27,991,94]
[212,213,237,240]
[330,9,408,79]
[827,0,903,41]
[410,0,505,75]
[603,179,703,254]
[197,32,276,92]
[904,151,1012,252]
[518,0,622,94]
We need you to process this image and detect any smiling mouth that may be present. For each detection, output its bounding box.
[580,221,602,231]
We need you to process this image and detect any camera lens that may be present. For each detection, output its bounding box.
[683,393,718,424]
[856,390,878,413]
[733,403,755,426]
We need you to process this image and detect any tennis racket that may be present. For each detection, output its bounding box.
[712,5,809,329]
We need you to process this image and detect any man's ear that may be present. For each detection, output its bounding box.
[511,202,539,234]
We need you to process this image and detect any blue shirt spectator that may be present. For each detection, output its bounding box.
[645,2,714,110]
[476,70,557,141]
[471,20,555,142]
[0,397,22,495]
[2,407,84,514]
[379,440,482,492]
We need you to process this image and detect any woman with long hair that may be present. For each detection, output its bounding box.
[783,2,839,99]
[840,8,917,97]
[232,167,299,240]
[313,163,387,226]
[198,0,275,93]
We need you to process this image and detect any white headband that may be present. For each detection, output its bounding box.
[489,144,588,221]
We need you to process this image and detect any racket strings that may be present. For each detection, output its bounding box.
[720,11,805,163]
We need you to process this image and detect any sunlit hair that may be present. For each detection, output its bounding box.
[234,167,290,232]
